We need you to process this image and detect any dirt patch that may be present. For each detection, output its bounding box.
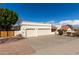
[0,34,24,44]
[0,39,35,55]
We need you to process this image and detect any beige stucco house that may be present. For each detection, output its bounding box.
[14,21,52,38]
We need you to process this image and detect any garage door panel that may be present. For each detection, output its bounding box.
[26,29,37,37]
[38,30,50,36]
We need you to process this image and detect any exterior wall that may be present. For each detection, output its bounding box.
[14,31,21,36]
[61,25,70,31]
[15,21,52,38]
[14,30,26,37]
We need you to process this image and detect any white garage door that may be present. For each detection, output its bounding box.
[37,28,51,36]
[25,28,51,37]
[26,28,38,37]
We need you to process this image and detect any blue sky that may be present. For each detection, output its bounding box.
[0,3,79,23]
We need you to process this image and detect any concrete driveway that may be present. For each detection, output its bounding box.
[26,35,79,55]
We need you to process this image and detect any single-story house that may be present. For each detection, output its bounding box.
[14,21,52,38]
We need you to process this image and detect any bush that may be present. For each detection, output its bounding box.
[15,34,24,39]
[57,29,63,35]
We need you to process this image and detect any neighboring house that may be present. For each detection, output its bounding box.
[14,21,52,38]
[66,28,73,33]
[61,25,71,31]
[61,25,77,36]
[61,25,79,31]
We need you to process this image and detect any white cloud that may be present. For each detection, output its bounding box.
[48,19,79,26]
[59,20,79,25]
[47,20,59,27]
[72,20,79,25]
[59,20,73,25]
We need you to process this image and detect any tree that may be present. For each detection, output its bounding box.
[0,8,18,30]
